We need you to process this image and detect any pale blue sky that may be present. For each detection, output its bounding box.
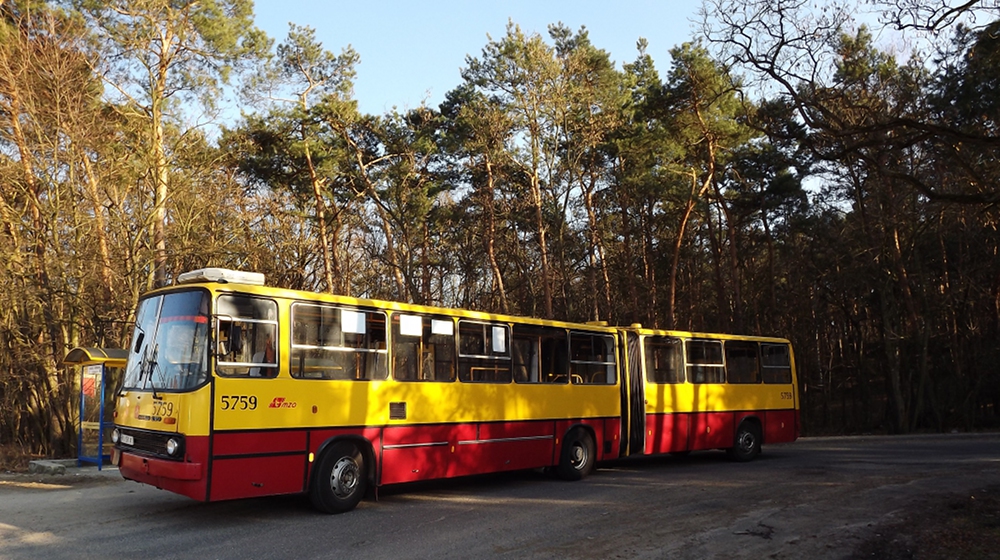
[251,0,707,115]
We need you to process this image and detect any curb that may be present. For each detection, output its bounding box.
[27,459,78,475]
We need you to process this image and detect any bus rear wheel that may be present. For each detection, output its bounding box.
[729,422,762,462]
[310,441,367,513]
[556,429,595,481]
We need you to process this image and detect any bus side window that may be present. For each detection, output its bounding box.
[393,336,419,380]
[541,332,569,383]
[686,339,725,383]
[509,325,569,384]
[761,343,793,384]
[216,296,278,378]
[512,336,538,382]
[725,340,761,384]
[569,333,615,384]
[458,321,511,383]
[291,304,388,380]
[645,336,683,384]
[391,314,455,382]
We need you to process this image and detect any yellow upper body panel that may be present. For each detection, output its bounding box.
[642,381,796,414]
[211,377,620,430]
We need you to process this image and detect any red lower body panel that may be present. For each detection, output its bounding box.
[119,418,619,503]
[644,414,692,454]
[380,424,472,484]
[209,430,308,500]
[209,454,306,501]
[691,413,734,449]
[372,418,618,486]
[764,410,798,444]
[380,421,565,485]
[645,410,798,455]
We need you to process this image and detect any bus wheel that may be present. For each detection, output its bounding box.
[729,422,762,462]
[310,442,367,513]
[556,429,595,481]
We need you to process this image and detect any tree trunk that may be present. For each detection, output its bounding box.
[303,139,337,293]
[483,158,509,313]
[529,169,553,318]
[669,169,713,327]
[711,181,743,332]
[80,156,115,301]
[151,51,170,288]
[582,170,612,322]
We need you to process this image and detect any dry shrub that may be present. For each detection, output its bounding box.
[0,443,35,473]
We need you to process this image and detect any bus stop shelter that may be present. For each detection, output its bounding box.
[64,347,127,470]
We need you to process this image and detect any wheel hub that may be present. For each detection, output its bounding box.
[330,456,359,498]
[737,431,756,453]
[571,443,588,469]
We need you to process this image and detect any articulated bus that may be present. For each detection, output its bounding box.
[111,268,798,513]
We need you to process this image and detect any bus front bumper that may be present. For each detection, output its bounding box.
[114,448,203,481]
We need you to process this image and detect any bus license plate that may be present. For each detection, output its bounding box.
[121,434,134,446]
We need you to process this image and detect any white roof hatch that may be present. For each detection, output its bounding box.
[176,268,266,286]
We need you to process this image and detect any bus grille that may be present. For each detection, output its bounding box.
[116,427,183,461]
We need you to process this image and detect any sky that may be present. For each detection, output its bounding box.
[251,0,706,116]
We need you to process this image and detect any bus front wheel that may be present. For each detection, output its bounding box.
[556,429,595,481]
[310,441,367,513]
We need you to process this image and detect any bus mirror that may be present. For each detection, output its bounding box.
[132,330,145,354]
[229,323,243,354]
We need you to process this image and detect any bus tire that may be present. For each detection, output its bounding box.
[310,441,367,513]
[556,429,595,481]
[729,421,762,462]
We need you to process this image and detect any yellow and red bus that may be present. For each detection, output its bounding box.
[111,268,797,513]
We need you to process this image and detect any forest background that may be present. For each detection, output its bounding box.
[1,0,999,459]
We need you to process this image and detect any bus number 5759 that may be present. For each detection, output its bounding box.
[220,395,257,410]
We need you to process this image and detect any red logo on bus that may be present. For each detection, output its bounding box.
[269,397,297,409]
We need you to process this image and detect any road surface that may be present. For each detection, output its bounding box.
[1,433,997,559]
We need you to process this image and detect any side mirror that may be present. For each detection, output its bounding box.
[132,329,145,353]
[229,323,243,354]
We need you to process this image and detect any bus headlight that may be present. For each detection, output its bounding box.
[111,428,120,444]
[165,438,179,456]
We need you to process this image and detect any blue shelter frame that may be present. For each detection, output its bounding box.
[64,347,127,470]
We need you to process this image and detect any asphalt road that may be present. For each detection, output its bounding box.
[1,433,998,559]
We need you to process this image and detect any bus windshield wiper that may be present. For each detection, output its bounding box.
[140,343,162,400]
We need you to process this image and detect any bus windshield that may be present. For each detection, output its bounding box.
[123,290,210,392]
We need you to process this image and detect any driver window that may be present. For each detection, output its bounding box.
[216,296,279,378]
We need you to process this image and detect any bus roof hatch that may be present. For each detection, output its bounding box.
[176,268,266,286]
